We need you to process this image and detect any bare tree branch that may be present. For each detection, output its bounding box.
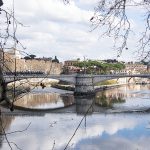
[89,0,150,60]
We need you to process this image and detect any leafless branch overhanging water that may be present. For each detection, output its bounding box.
[0,0,56,111]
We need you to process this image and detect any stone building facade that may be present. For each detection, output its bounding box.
[125,64,147,73]
[4,51,62,75]
[63,60,80,74]
[64,60,78,66]
[115,63,148,74]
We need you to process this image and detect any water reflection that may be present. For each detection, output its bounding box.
[95,84,150,110]
[0,115,15,149]
[14,92,74,109]
[11,84,150,113]
[0,84,150,149]
[96,92,125,107]
[75,97,94,115]
[1,113,150,150]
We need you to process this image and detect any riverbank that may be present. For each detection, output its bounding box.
[7,78,59,87]
[51,84,75,91]
[95,83,129,92]
[51,83,129,92]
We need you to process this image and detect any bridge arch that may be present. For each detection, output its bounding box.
[4,74,76,85]
[93,74,150,85]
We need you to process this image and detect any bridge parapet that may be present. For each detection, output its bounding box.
[93,74,150,84]
[3,74,77,84]
[3,73,150,96]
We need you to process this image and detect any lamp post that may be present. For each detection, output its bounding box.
[83,56,87,74]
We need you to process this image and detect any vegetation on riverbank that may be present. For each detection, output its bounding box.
[95,80,117,86]
[96,92,125,107]
[51,84,75,91]
[74,60,125,74]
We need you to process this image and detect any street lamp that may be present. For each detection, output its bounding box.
[83,56,87,74]
[93,65,96,74]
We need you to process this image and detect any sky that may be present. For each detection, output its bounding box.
[2,0,147,62]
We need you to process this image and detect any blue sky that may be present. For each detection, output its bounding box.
[3,0,147,62]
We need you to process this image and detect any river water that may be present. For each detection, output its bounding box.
[0,84,150,150]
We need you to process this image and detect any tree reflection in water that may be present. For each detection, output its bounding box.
[95,91,125,108]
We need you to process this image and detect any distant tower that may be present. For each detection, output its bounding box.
[6,48,21,59]
[14,48,21,59]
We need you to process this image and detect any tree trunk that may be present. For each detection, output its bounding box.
[0,49,10,105]
[0,67,7,102]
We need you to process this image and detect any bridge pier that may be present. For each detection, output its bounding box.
[74,74,95,96]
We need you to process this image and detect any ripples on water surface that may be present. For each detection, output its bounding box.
[0,84,150,150]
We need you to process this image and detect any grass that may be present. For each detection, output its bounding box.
[96,80,117,86]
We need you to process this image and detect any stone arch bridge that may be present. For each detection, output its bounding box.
[4,73,150,95]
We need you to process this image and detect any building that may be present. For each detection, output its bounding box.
[64,60,78,66]
[114,62,147,75]
[2,48,22,60]
[3,49,62,75]
[125,63,147,74]
[63,60,81,74]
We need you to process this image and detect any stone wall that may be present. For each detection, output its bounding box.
[4,53,62,74]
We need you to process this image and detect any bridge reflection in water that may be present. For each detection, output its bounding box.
[12,91,120,114]
[14,92,74,109]
[13,92,97,115]
[1,84,150,116]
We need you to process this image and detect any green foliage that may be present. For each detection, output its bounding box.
[74,60,125,74]
[111,63,125,70]
[141,60,148,65]
[96,92,125,108]
[96,80,117,86]
[24,56,31,60]
[29,54,36,59]
[24,54,36,60]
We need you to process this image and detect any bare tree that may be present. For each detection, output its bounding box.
[0,0,55,110]
[0,0,9,105]
[0,0,18,109]
[63,0,150,60]
[89,0,150,60]
[0,0,29,110]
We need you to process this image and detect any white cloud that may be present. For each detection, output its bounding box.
[3,114,139,150]
[76,0,99,10]
[2,0,146,62]
[74,136,150,150]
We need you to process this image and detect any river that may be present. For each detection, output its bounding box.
[0,84,150,150]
